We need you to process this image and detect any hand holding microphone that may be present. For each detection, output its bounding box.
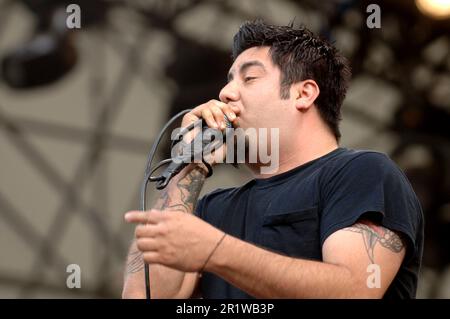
[180,99,239,163]
[135,99,240,298]
[154,100,240,189]
[180,100,239,132]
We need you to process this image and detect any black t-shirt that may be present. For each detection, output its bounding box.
[194,147,424,299]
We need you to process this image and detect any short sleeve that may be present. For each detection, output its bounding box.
[194,195,207,219]
[320,152,422,260]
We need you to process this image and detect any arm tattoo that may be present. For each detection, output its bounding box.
[175,167,206,213]
[343,222,405,264]
[154,166,206,213]
[125,166,206,277]
[125,246,144,276]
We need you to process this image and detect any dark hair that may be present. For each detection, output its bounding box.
[232,20,351,140]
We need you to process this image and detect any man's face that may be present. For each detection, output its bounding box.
[219,46,295,132]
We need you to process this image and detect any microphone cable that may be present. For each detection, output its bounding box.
[139,109,233,299]
[139,108,192,300]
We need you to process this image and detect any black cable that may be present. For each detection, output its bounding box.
[138,110,234,299]
[148,159,173,181]
[139,109,192,300]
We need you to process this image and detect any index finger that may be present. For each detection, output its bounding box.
[124,210,160,224]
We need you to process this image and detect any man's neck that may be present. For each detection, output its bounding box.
[248,130,339,179]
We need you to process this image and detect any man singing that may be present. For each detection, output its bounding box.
[122,20,423,299]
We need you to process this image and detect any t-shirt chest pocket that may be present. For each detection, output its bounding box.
[260,207,321,260]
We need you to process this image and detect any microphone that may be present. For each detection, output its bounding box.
[154,115,232,189]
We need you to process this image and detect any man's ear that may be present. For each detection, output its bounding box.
[293,79,320,111]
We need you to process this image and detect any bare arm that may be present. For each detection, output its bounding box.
[122,99,239,298]
[122,164,207,299]
[204,218,406,298]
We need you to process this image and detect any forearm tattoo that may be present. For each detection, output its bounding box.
[175,166,206,213]
[125,246,145,276]
[343,222,405,264]
[154,166,206,213]
[125,166,206,276]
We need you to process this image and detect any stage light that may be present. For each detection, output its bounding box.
[415,0,450,20]
[1,32,77,89]
[0,0,108,89]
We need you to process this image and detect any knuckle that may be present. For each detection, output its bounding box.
[148,209,161,220]
[211,105,222,114]
[222,104,231,112]
[158,224,169,236]
[183,112,195,121]
[214,100,224,107]
[201,109,211,117]
[135,225,143,238]
[136,239,145,251]
[194,103,205,111]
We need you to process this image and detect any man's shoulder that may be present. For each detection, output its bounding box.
[333,147,390,163]
[317,148,412,194]
[326,148,401,175]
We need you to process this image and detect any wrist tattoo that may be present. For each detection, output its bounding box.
[125,167,206,276]
[125,246,144,276]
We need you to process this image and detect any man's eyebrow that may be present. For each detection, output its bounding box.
[227,60,266,82]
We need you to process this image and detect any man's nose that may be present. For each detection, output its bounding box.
[219,82,239,103]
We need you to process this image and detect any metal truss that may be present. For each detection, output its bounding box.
[0,0,448,298]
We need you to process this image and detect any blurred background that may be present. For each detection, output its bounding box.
[0,0,449,298]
